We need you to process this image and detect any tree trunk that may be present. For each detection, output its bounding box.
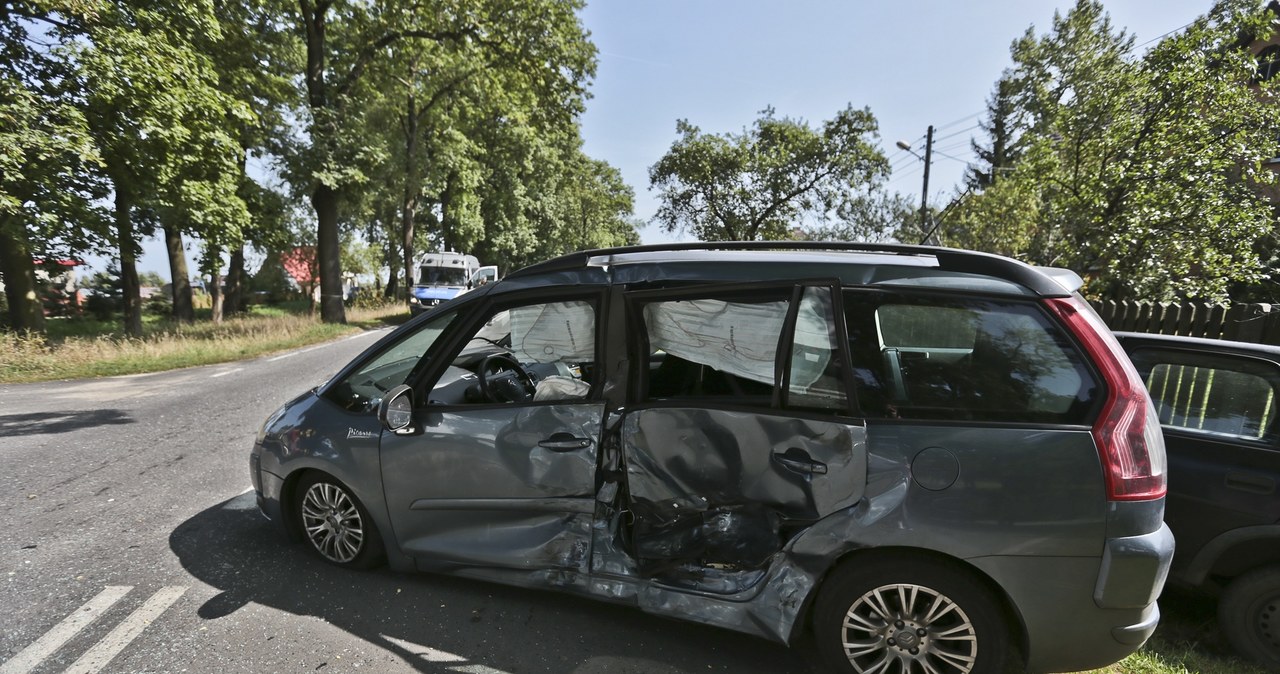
[227,245,246,315]
[205,247,223,324]
[0,219,46,335]
[313,183,346,323]
[163,222,195,323]
[384,202,402,299]
[401,95,420,298]
[115,188,143,338]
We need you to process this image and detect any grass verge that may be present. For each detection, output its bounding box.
[0,303,409,383]
[1084,588,1266,674]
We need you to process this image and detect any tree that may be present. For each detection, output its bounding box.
[649,105,890,241]
[76,0,249,336]
[288,0,596,324]
[967,74,1026,190]
[201,0,300,322]
[1,2,107,335]
[947,0,1280,301]
[800,191,916,243]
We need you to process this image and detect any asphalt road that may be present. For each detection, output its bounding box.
[0,330,812,674]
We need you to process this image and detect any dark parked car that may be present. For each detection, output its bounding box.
[251,242,1174,673]
[1117,332,1280,668]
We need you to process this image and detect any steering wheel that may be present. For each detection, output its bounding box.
[477,353,536,403]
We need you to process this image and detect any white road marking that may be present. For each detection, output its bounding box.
[448,666,511,674]
[381,635,467,662]
[0,586,131,674]
[380,635,512,673]
[62,586,186,674]
[210,368,243,378]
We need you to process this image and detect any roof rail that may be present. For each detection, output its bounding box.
[506,241,1075,296]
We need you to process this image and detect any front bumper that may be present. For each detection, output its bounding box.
[250,449,288,533]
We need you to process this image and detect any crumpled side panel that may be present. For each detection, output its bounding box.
[624,408,865,523]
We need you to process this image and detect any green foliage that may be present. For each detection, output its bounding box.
[949,0,1280,301]
[649,105,891,241]
[4,0,630,334]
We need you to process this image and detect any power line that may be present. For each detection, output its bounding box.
[933,139,972,154]
[934,110,984,132]
[932,149,971,164]
[1136,20,1195,49]
[933,123,981,144]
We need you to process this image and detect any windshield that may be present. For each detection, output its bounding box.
[418,266,468,286]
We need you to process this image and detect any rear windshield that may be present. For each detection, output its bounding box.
[845,292,1098,423]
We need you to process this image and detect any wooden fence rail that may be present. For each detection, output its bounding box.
[1089,300,1280,346]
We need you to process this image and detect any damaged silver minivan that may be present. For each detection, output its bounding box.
[250,242,1174,673]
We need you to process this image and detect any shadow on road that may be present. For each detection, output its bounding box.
[169,492,813,673]
[0,409,134,437]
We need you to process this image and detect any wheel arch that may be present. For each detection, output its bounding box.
[797,546,1030,668]
[1181,525,1280,590]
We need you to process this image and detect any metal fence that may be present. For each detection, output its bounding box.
[1090,300,1280,345]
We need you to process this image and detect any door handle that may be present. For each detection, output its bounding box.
[772,448,828,475]
[1225,471,1275,495]
[538,432,593,452]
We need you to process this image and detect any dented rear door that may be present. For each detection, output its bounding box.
[619,282,868,577]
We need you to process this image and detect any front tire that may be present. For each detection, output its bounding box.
[294,472,385,569]
[1219,565,1280,668]
[813,556,1014,674]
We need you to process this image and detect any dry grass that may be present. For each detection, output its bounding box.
[0,304,408,383]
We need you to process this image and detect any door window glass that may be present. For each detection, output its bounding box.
[1129,349,1277,440]
[848,294,1095,423]
[430,299,597,405]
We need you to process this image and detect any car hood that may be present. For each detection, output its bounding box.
[412,285,464,301]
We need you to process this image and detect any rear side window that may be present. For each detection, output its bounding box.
[846,293,1097,423]
[1127,348,1278,441]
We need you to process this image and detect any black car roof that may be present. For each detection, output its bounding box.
[1115,331,1280,358]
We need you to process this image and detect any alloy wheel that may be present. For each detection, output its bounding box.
[839,582,978,674]
[300,482,365,564]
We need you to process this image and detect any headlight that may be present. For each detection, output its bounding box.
[409,297,420,305]
[255,405,287,445]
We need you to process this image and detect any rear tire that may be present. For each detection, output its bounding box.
[1219,565,1280,669]
[812,556,1014,674]
[294,472,385,570]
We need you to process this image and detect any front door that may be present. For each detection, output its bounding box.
[380,291,606,575]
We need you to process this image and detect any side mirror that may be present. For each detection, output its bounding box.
[377,384,414,432]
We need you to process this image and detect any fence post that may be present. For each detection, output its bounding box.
[1263,308,1280,346]
[1160,303,1180,336]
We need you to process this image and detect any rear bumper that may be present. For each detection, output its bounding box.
[1095,524,1175,609]
[971,525,1173,672]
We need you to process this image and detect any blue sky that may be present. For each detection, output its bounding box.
[579,0,1216,245]
[114,0,1216,276]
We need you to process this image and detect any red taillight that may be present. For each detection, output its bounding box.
[1045,297,1167,501]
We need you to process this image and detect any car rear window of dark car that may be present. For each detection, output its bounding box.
[844,291,1098,424]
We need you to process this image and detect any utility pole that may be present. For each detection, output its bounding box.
[896,125,936,245]
[919,125,935,245]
